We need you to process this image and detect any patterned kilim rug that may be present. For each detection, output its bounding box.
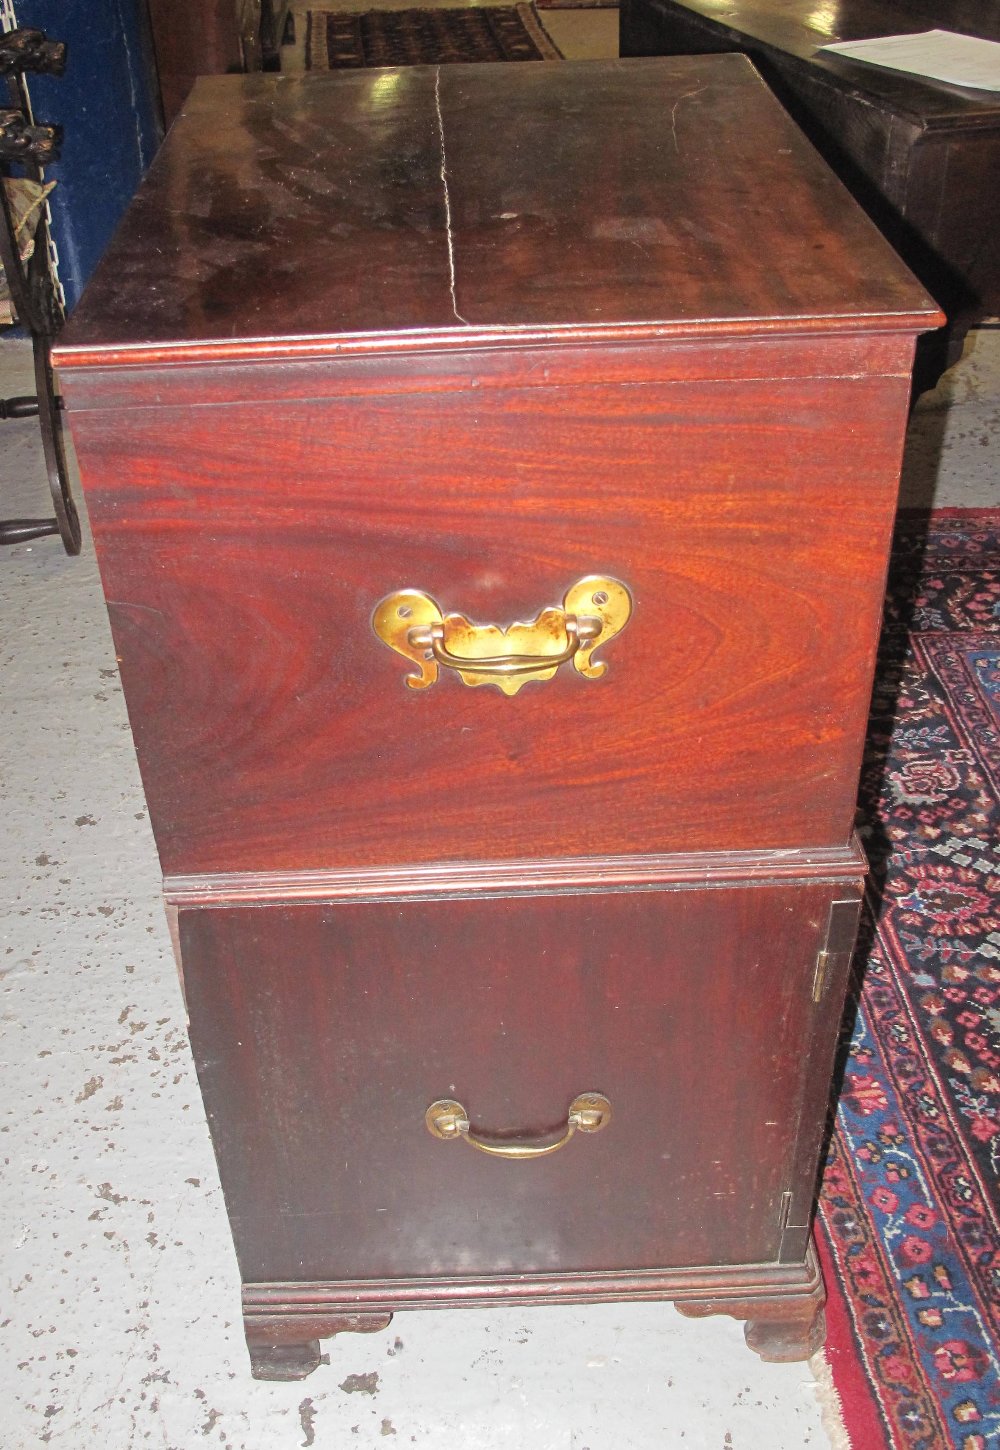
[818,510,1000,1448]
[303,4,562,65]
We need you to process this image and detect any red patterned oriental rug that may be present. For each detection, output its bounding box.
[818,510,1000,1449]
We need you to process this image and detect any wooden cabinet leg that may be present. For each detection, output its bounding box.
[248,1339,323,1381]
[245,1311,393,1380]
[676,1247,827,1365]
[677,1296,827,1362]
[744,1305,827,1363]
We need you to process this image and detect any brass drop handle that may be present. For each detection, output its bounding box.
[371,575,632,696]
[409,615,601,678]
[424,1092,612,1159]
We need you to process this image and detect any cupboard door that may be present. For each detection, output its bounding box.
[181,879,855,1284]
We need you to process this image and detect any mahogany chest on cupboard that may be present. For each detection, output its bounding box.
[54,55,941,1380]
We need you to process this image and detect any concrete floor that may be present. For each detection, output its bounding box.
[901,327,1000,508]
[1,93,998,1446]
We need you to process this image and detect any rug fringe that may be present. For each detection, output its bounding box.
[810,1348,854,1450]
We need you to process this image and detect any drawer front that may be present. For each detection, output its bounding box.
[180,881,857,1285]
[76,363,907,875]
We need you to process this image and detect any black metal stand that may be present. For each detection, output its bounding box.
[1,27,80,555]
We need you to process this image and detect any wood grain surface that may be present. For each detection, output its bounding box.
[71,349,912,876]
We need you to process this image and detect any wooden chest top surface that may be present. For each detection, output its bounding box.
[54,54,936,374]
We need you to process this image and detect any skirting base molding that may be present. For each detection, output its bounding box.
[242,1239,827,1379]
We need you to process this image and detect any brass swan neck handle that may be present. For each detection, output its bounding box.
[372,576,632,695]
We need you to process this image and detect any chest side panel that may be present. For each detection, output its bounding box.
[72,358,909,874]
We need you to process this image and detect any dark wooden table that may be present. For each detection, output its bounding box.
[620,0,1000,382]
[54,57,939,1381]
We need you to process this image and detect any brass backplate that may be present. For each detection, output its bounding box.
[372,575,632,695]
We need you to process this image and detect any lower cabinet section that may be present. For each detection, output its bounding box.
[176,869,861,1376]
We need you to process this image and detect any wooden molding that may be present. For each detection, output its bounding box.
[52,312,936,377]
[54,331,919,415]
[166,838,867,906]
[242,1239,823,1324]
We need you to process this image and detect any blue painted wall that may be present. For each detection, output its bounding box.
[10,0,162,310]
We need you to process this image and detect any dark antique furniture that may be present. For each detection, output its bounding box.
[53,56,940,1380]
[146,0,290,126]
[620,0,1000,382]
[0,27,80,553]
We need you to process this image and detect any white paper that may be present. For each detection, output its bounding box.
[817,29,1000,91]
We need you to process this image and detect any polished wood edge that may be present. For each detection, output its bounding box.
[241,1240,824,1323]
[54,333,920,414]
[164,839,867,907]
[51,310,943,374]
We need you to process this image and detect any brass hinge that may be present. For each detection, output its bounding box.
[778,1187,812,1261]
[812,897,862,1003]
